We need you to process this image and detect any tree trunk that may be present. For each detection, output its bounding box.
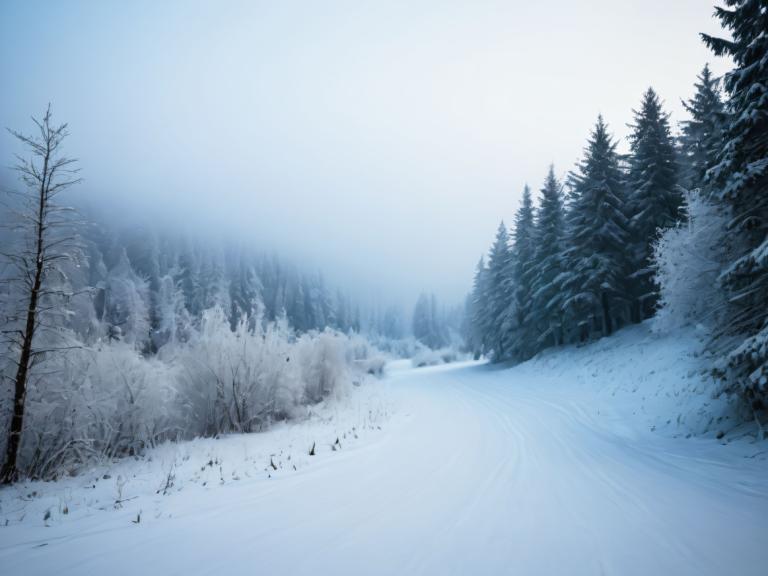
[1,146,48,484]
[0,289,39,483]
[601,292,613,337]
[0,242,44,483]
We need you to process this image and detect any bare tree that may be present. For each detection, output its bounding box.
[0,106,80,483]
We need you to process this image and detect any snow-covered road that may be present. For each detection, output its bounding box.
[2,359,767,575]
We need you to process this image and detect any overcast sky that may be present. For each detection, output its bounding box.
[0,0,731,308]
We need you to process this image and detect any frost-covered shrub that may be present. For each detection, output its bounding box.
[295,330,350,403]
[85,341,180,455]
[13,340,179,479]
[176,307,302,435]
[368,335,427,359]
[653,192,768,412]
[176,307,371,437]
[652,190,729,333]
[342,333,387,376]
[411,346,463,368]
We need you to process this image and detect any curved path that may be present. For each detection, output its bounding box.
[2,361,766,575]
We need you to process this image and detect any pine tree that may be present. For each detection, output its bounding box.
[466,257,489,358]
[702,0,768,408]
[485,222,513,359]
[285,277,307,332]
[530,166,566,349]
[335,289,349,332]
[503,186,536,359]
[562,116,631,340]
[412,293,430,347]
[105,249,152,347]
[227,251,262,329]
[626,87,680,320]
[176,247,202,317]
[412,293,445,349]
[352,306,361,333]
[312,273,334,330]
[679,64,727,191]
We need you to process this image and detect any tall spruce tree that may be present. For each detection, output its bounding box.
[467,256,490,358]
[702,0,768,408]
[485,221,513,359]
[562,116,631,340]
[626,87,680,320]
[502,187,536,360]
[530,166,566,349]
[680,64,727,191]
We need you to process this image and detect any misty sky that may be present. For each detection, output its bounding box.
[0,0,730,308]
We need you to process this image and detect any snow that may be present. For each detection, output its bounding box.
[1,323,766,575]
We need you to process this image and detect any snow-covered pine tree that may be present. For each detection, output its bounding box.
[530,166,566,349]
[285,278,307,332]
[429,294,448,349]
[626,87,680,321]
[485,222,513,359]
[466,256,490,358]
[503,186,536,360]
[412,293,428,346]
[679,64,727,192]
[702,0,768,409]
[562,116,631,340]
[305,272,334,331]
[379,305,405,340]
[334,289,348,333]
[413,292,445,349]
[104,249,152,347]
[257,254,283,323]
[153,273,192,349]
[176,246,202,317]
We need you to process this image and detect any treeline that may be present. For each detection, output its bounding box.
[467,2,766,411]
[362,294,464,363]
[412,293,463,350]
[73,221,362,351]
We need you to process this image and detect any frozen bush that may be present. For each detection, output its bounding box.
[411,346,464,368]
[176,306,301,435]
[343,332,388,376]
[176,307,376,438]
[85,341,181,456]
[368,335,428,359]
[652,190,729,333]
[10,339,179,479]
[295,330,350,403]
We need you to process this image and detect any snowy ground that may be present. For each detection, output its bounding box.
[1,324,766,575]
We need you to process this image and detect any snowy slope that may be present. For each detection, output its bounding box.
[509,322,750,440]
[1,323,766,576]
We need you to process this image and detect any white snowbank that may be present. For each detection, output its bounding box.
[0,379,393,530]
[512,321,749,440]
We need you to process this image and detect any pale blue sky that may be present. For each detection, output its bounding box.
[0,0,731,306]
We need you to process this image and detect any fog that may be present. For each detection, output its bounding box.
[0,0,730,307]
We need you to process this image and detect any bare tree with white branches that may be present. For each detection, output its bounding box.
[0,106,81,483]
